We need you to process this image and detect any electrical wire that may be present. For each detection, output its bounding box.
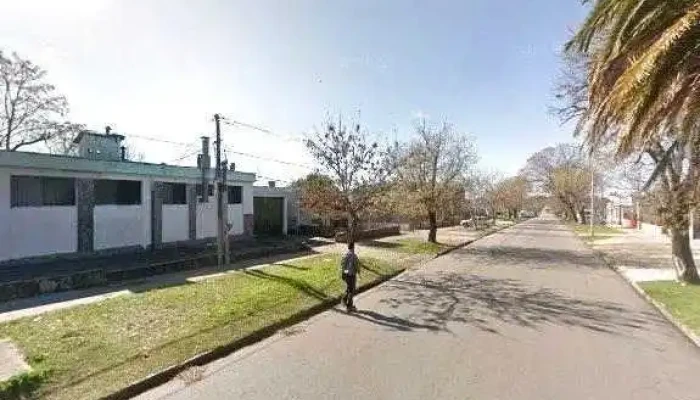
[220,118,304,143]
[224,147,313,169]
[116,126,311,177]
[256,174,292,184]
[169,147,200,163]
[126,133,196,147]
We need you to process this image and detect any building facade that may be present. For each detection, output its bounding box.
[0,132,257,263]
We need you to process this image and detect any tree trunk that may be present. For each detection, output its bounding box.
[428,210,438,243]
[347,212,359,244]
[578,207,587,225]
[566,204,578,222]
[670,227,700,284]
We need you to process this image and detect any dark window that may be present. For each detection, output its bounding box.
[95,179,141,205]
[162,182,187,205]
[228,186,242,204]
[196,184,214,201]
[11,175,75,207]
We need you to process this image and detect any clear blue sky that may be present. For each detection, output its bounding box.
[1,0,588,183]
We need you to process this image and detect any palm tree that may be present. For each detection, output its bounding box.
[566,0,700,283]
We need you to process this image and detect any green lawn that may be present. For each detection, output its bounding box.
[0,255,402,400]
[393,238,450,254]
[571,224,623,241]
[640,281,700,334]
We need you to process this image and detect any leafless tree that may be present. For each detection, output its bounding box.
[521,144,590,223]
[392,120,477,242]
[306,116,387,243]
[550,50,589,126]
[467,169,503,228]
[0,51,77,151]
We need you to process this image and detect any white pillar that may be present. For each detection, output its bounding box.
[142,178,152,248]
[0,169,10,261]
[282,196,288,235]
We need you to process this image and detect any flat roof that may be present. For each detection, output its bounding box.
[0,150,257,183]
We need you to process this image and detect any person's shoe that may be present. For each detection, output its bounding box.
[346,305,357,313]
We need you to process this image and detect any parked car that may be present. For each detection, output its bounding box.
[460,216,489,228]
[519,210,536,219]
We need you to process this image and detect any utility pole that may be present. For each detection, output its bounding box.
[214,114,224,268]
[222,159,231,265]
[198,136,210,202]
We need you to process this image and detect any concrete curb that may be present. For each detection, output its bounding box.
[99,223,514,400]
[570,228,700,350]
[612,265,700,349]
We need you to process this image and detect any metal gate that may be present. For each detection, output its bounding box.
[253,197,284,236]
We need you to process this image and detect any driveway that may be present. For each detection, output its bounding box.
[137,215,700,400]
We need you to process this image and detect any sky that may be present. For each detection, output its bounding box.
[0,0,588,184]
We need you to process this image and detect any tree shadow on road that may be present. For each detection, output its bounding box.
[454,245,605,269]
[376,272,661,336]
[516,220,572,232]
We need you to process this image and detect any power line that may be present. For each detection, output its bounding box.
[169,147,200,163]
[256,174,292,184]
[126,133,195,147]
[224,147,314,169]
[220,118,304,143]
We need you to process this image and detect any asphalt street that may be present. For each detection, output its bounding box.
[138,215,700,400]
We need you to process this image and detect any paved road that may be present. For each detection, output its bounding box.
[138,215,700,400]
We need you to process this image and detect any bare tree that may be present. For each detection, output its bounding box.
[392,120,477,242]
[521,144,590,223]
[306,116,387,243]
[0,51,75,151]
[467,169,502,228]
[550,50,589,126]
[45,123,85,155]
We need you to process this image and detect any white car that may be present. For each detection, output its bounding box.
[460,216,488,228]
[519,211,536,219]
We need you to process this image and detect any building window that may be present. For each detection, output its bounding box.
[196,184,214,201]
[162,182,187,205]
[11,175,76,207]
[95,179,141,205]
[228,186,242,204]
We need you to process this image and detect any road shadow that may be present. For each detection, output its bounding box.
[453,245,605,269]
[497,230,576,238]
[516,220,572,232]
[376,272,660,336]
[337,309,440,332]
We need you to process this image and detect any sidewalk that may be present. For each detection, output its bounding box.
[584,227,700,282]
[0,226,484,324]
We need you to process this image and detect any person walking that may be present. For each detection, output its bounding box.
[341,242,360,312]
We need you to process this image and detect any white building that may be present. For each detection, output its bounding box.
[0,130,265,263]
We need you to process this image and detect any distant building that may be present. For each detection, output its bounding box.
[0,129,267,262]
